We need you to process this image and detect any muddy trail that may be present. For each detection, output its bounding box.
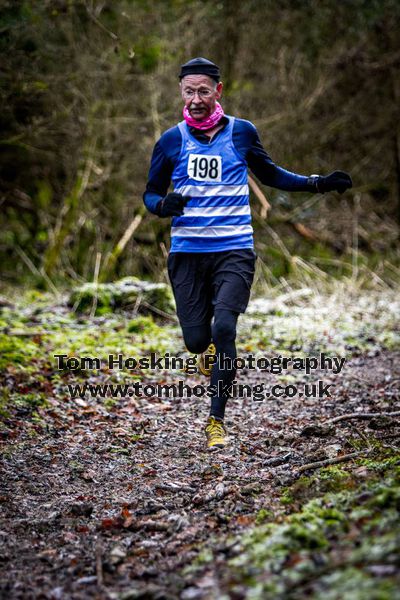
[0,288,399,599]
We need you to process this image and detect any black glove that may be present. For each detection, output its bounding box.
[156,192,190,217]
[310,171,353,194]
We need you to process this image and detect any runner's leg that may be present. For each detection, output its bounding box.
[167,252,213,353]
[181,323,211,354]
[208,249,256,421]
[209,308,239,419]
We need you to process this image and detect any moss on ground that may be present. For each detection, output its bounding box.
[0,289,180,424]
[280,465,354,508]
[186,457,400,599]
[68,276,175,316]
[0,333,40,372]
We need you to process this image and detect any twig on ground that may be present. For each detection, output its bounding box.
[156,483,197,493]
[263,452,292,466]
[376,432,400,440]
[381,443,400,453]
[296,451,365,474]
[350,423,372,448]
[96,540,103,587]
[328,411,400,424]
[3,330,53,336]
[139,300,178,322]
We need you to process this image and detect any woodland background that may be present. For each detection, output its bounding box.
[1,0,400,288]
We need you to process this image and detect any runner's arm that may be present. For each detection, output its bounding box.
[143,141,174,215]
[245,125,352,193]
[239,121,315,192]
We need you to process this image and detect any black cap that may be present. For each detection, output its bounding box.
[179,57,220,82]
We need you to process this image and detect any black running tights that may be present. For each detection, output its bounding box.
[182,308,239,420]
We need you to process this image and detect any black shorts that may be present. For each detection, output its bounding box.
[167,249,257,327]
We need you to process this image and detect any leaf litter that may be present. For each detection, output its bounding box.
[0,285,399,599]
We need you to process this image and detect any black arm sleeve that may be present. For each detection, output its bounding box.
[143,141,174,214]
[245,124,314,191]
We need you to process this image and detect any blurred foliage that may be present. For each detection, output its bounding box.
[0,0,399,286]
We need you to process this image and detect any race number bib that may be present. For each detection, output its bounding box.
[187,154,222,182]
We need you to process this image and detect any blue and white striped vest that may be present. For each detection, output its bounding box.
[170,116,253,252]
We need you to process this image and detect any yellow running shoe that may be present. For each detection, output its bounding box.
[198,343,216,376]
[205,416,227,450]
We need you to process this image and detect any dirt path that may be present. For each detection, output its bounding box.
[1,347,399,599]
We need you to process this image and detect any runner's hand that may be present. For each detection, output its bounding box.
[317,171,352,194]
[157,193,191,217]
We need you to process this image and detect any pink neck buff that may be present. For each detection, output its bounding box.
[183,101,225,130]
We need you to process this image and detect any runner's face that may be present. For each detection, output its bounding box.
[180,75,223,120]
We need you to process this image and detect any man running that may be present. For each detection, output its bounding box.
[143,57,352,450]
